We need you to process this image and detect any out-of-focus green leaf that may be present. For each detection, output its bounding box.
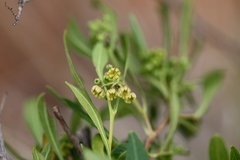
[41,143,52,160]
[23,97,43,146]
[179,0,193,57]
[66,82,110,156]
[92,133,105,155]
[84,149,110,160]
[125,131,149,160]
[178,117,199,138]
[32,147,45,160]
[37,94,64,160]
[129,15,148,56]
[209,134,228,160]
[120,34,130,80]
[194,70,224,119]
[70,111,81,134]
[111,143,127,160]
[159,2,171,54]
[66,19,91,58]
[92,43,109,81]
[63,31,90,100]
[230,146,240,160]
[161,87,180,151]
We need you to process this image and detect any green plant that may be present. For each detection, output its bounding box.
[2,0,233,160]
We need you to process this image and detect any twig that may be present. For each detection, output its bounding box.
[145,115,169,150]
[53,106,84,160]
[0,93,9,160]
[5,0,32,25]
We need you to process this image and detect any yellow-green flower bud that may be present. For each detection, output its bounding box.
[106,64,113,70]
[118,86,131,99]
[106,68,121,80]
[106,88,117,101]
[124,92,137,103]
[91,85,105,99]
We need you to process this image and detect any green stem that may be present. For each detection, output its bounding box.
[108,100,116,154]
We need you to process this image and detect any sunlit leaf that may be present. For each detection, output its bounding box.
[32,147,45,160]
[92,133,105,155]
[41,143,52,160]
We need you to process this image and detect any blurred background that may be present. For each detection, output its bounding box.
[1,0,240,159]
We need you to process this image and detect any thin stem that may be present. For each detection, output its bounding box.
[145,115,169,150]
[107,101,116,154]
[53,106,84,159]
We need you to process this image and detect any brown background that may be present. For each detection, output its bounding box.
[0,0,240,159]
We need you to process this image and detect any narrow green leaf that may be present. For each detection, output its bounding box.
[230,146,240,160]
[47,86,94,126]
[126,131,149,160]
[63,30,90,100]
[129,15,148,56]
[120,34,130,80]
[66,82,110,157]
[5,142,27,160]
[66,19,91,58]
[41,143,52,160]
[194,70,224,119]
[23,97,43,146]
[159,2,171,54]
[37,94,64,160]
[179,0,193,57]
[92,43,109,81]
[92,134,105,155]
[70,111,81,134]
[161,89,180,151]
[209,135,228,160]
[32,147,45,160]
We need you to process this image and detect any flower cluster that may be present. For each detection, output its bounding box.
[91,66,136,103]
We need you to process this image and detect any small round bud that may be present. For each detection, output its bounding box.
[91,85,105,99]
[94,78,101,85]
[117,86,131,99]
[106,68,121,80]
[106,88,117,101]
[106,64,113,70]
[124,92,137,103]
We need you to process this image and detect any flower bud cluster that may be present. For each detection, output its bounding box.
[91,66,136,103]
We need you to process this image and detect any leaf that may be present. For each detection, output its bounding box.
[66,82,110,156]
[70,111,81,134]
[92,134,105,155]
[92,43,109,81]
[129,15,148,56]
[37,94,64,160]
[41,143,52,160]
[32,147,45,160]
[125,131,149,160]
[23,97,43,146]
[209,134,228,160]
[111,143,127,159]
[194,70,224,119]
[161,88,180,151]
[66,19,92,58]
[63,31,91,101]
[84,149,110,160]
[230,146,240,160]
[120,34,130,80]
[179,0,193,57]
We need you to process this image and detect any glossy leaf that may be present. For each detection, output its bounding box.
[125,131,149,160]
[92,43,109,81]
[66,82,110,156]
[209,134,228,160]
[194,70,224,119]
[32,147,45,160]
[230,146,240,160]
[23,97,43,146]
[37,94,64,160]
[63,31,90,100]
[129,15,148,56]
